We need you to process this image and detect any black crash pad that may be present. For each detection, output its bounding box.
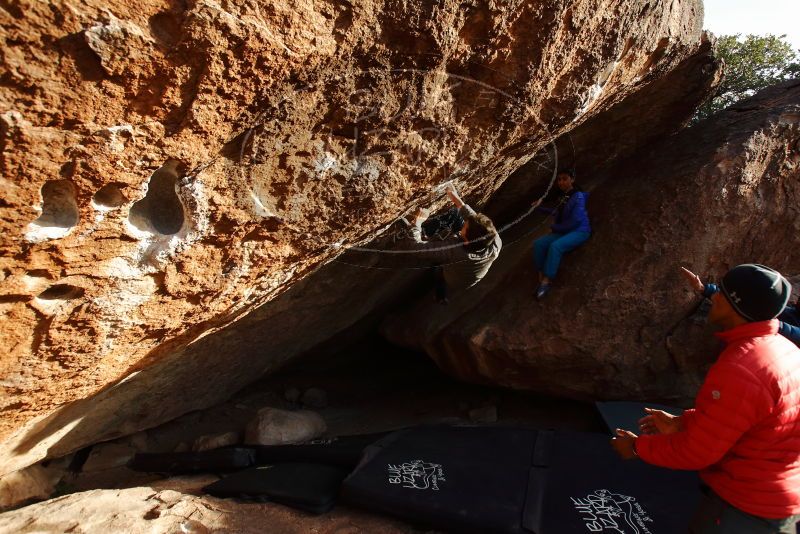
[128,447,255,474]
[531,430,700,534]
[203,462,350,514]
[129,432,387,475]
[340,425,701,534]
[252,432,388,468]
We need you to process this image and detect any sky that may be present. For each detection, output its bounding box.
[703,0,800,51]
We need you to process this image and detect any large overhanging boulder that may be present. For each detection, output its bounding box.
[1,0,706,474]
[383,80,800,401]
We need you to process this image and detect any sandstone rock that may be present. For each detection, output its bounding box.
[128,432,150,452]
[1,485,217,534]
[484,32,722,223]
[83,11,157,77]
[178,519,210,534]
[301,387,328,409]
[81,443,135,473]
[0,0,710,475]
[383,80,800,401]
[0,462,65,511]
[191,431,239,452]
[0,479,424,534]
[244,408,326,446]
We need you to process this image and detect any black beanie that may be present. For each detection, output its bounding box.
[720,264,791,322]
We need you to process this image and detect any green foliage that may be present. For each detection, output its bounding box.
[695,34,800,121]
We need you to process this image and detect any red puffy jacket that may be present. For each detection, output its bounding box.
[636,320,800,519]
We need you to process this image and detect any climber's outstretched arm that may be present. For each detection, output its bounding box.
[446,184,465,209]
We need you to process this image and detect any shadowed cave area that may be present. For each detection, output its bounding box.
[30,180,79,231]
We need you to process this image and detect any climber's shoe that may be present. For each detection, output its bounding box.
[535,283,551,300]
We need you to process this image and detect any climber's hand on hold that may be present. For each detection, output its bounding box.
[414,207,430,225]
[445,184,464,209]
[680,267,704,293]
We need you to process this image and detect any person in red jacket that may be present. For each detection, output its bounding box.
[611,264,800,533]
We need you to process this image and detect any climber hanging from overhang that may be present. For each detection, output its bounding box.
[400,183,502,304]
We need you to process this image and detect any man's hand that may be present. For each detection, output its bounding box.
[531,198,542,209]
[414,207,430,225]
[610,429,639,460]
[445,183,464,208]
[680,267,704,293]
[638,408,683,435]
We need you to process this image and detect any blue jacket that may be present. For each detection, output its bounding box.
[704,283,800,346]
[537,190,591,234]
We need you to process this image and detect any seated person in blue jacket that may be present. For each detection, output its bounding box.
[681,266,800,346]
[531,169,591,299]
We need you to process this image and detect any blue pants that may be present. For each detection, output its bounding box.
[533,231,590,280]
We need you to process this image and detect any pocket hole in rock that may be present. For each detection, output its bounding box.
[28,180,79,239]
[37,284,85,300]
[92,183,127,210]
[128,161,185,235]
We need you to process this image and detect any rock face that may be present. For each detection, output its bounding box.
[0,461,66,511]
[244,408,326,445]
[191,431,239,452]
[483,33,721,225]
[0,478,426,533]
[384,80,800,401]
[1,0,707,474]
[81,442,135,473]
